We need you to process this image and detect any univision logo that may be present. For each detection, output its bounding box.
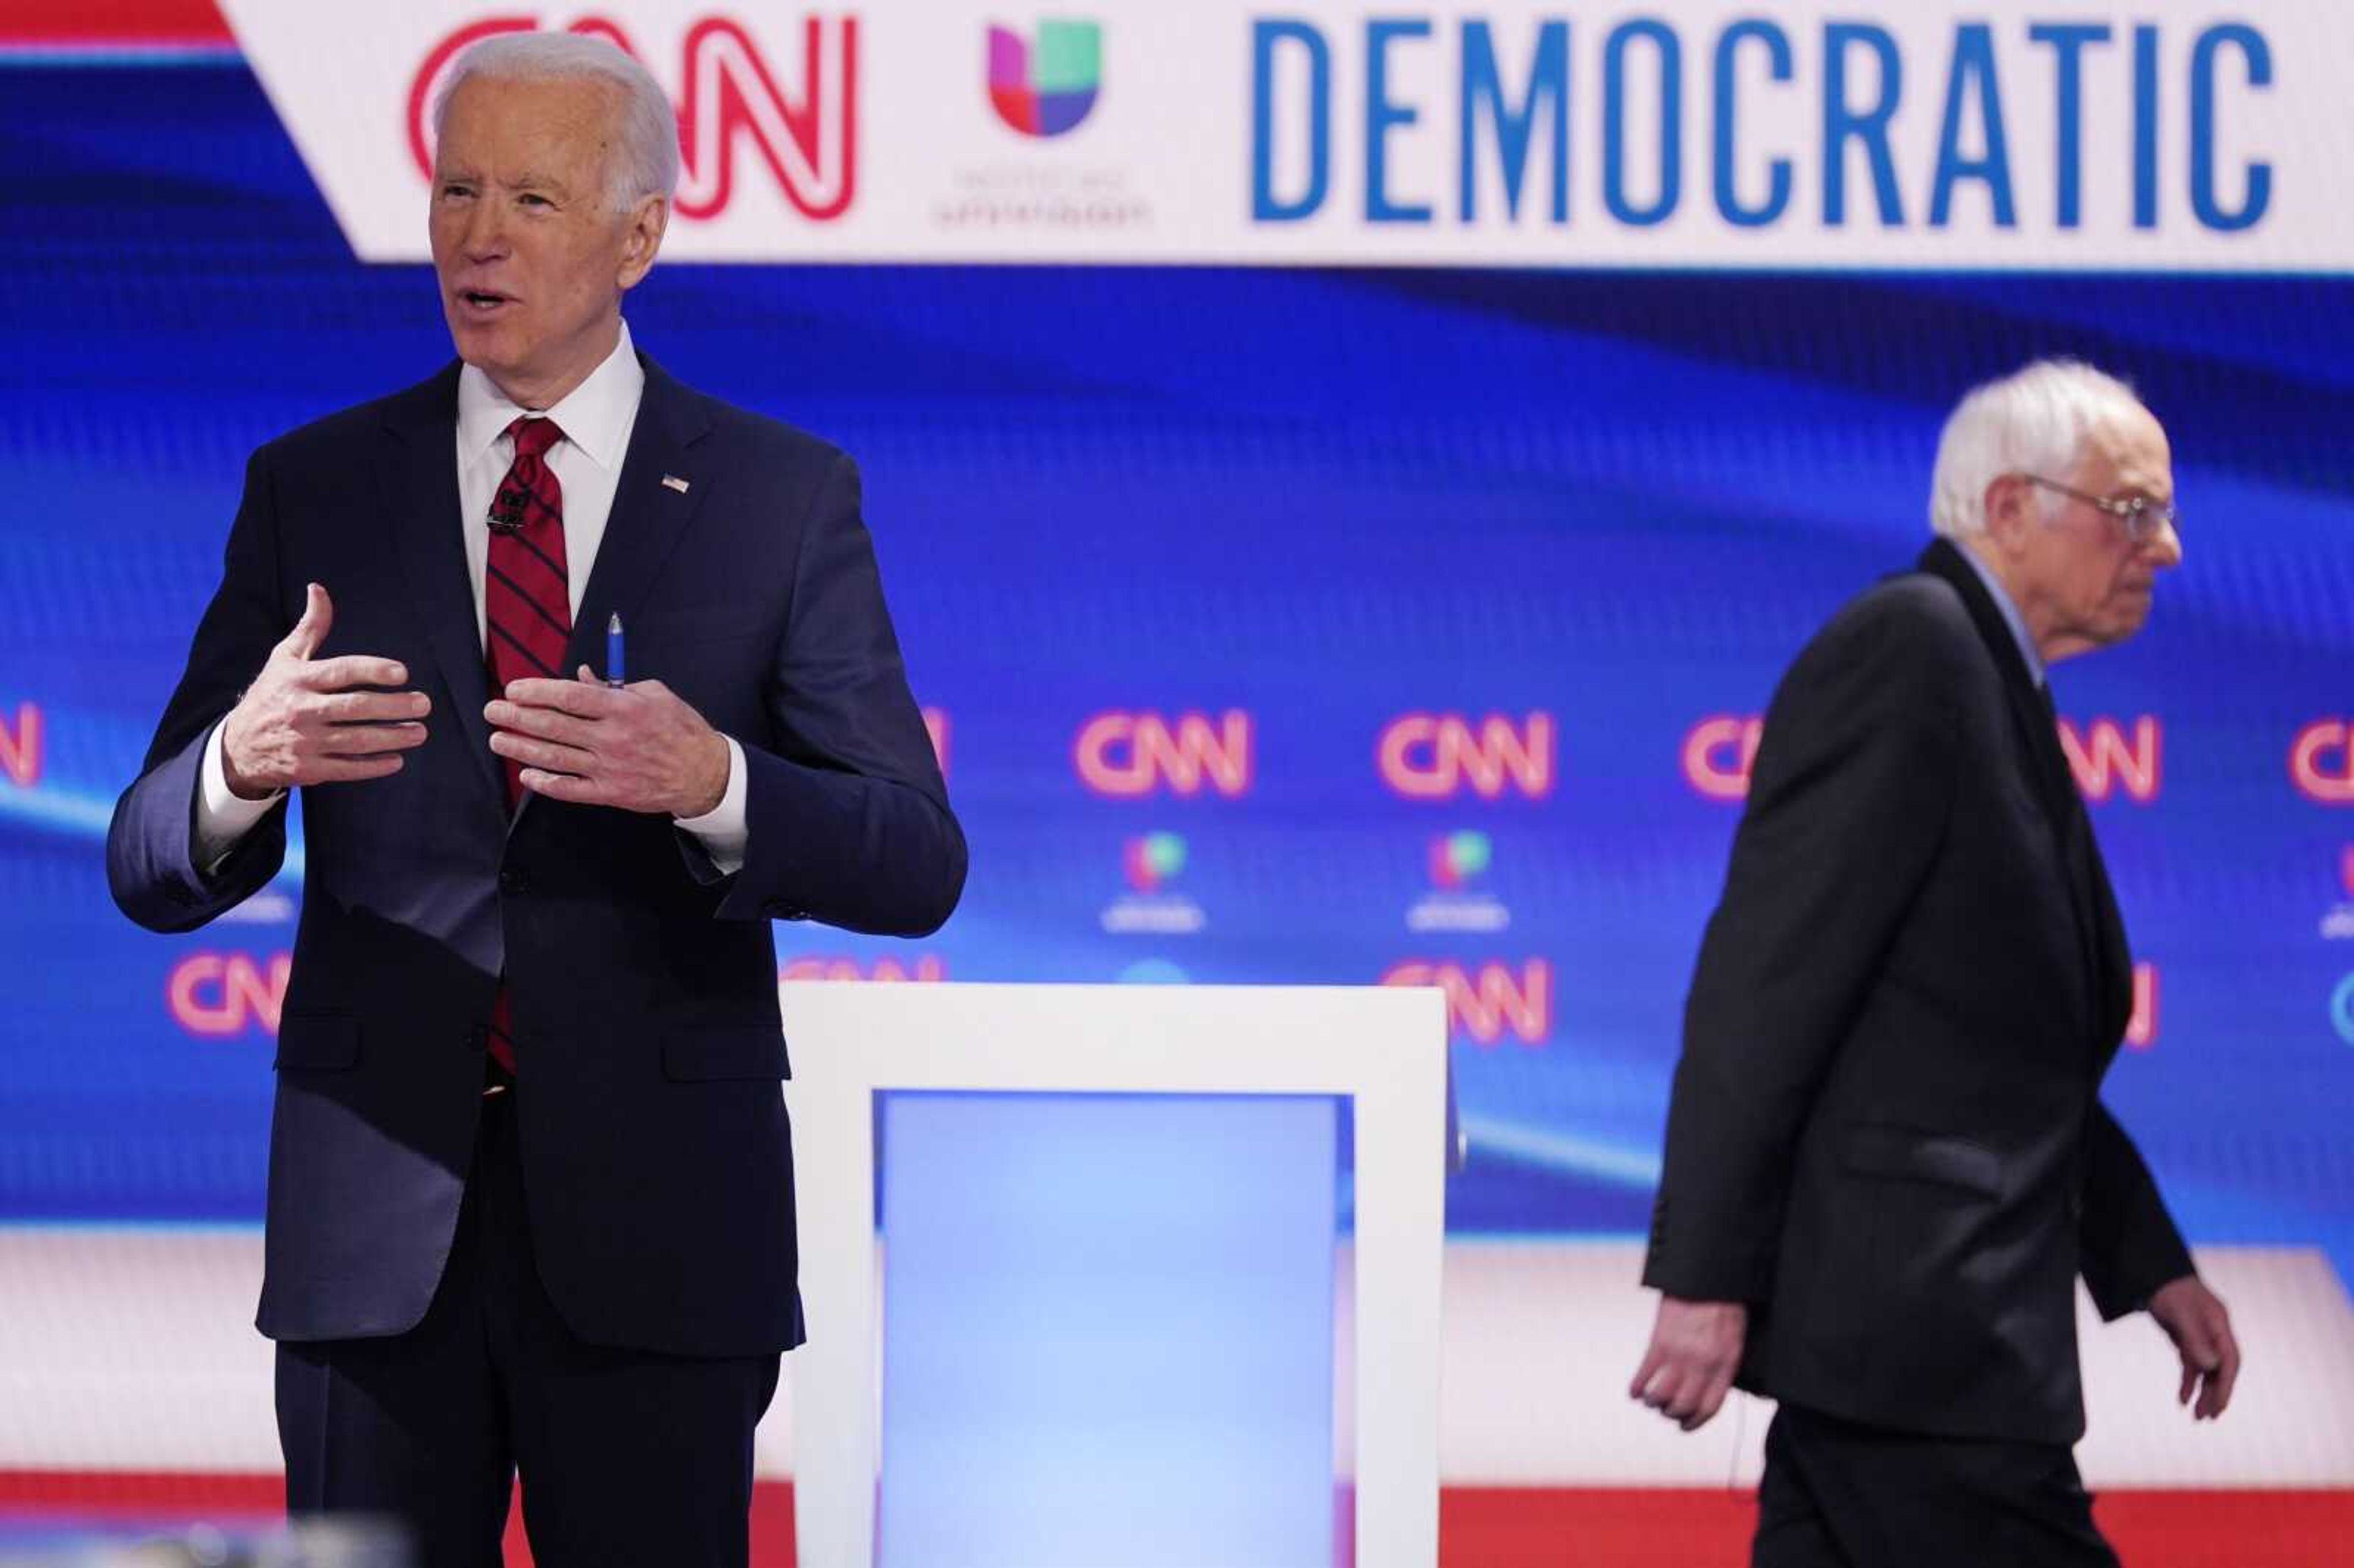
[2320,845,2354,942]
[1124,831,1186,893]
[1409,831,1509,934]
[1429,830,1491,889]
[1104,831,1205,935]
[988,20,1102,137]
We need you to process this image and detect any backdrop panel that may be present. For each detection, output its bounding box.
[1,6,2350,1507]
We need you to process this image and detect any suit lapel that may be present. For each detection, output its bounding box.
[2044,751,2128,1057]
[380,354,717,833]
[562,354,715,679]
[505,354,714,837]
[2084,828,2135,1058]
[1918,541,2070,810]
[381,364,506,812]
[1918,541,2121,1051]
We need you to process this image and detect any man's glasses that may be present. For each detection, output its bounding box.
[2020,474,2179,546]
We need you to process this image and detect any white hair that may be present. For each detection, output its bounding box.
[1929,359,2150,538]
[430,32,679,213]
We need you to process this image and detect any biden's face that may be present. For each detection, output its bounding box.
[427,74,663,407]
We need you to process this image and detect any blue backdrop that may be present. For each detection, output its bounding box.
[4,56,2350,1282]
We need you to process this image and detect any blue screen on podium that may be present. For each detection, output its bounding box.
[877,1092,1342,1568]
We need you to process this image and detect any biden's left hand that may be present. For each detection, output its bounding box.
[488,668,729,818]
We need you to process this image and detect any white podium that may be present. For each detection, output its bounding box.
[781,981,1447,1568]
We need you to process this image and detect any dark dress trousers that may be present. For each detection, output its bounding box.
[1642,541,2191,1526]
[107,354,964,1559]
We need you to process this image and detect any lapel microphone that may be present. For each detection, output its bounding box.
[492,416,557,535]
[488,484,529,535]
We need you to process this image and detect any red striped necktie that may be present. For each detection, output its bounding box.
[484,414,569,1076]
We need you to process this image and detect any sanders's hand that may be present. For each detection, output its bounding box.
[1629,1295,1747,1432]
[2149,1274,2241,1421]
[220,583,430,798]
[487,668,729,817]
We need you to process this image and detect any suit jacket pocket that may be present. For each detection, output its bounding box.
[273,1014,360,1073]
[662,1029,791,1083]
[1840,1124,2003,1201]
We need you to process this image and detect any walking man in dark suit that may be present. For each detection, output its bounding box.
[107,31,963,1566]
[1630,361,2240,1566]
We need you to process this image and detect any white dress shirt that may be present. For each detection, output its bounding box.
[195,321,749,873]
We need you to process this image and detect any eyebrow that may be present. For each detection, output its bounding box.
[432,169,571,198]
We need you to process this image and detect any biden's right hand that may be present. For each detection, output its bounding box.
[221,582,430,797]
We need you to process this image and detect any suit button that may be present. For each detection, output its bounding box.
[499,869,528,895]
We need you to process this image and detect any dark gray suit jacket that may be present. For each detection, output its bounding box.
[1644,539,2191,1444]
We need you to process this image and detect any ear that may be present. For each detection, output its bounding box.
[617,194,668,291]
[1981,473,2033,554]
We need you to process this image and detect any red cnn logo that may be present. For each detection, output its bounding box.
[2125,962,2160,1049]
[408,15,857,221]
[1074,711,1252,798]
[780,955,947,983]
[2291,720,2354,804]
[2059,717,2161,803]
[922,707,950,780]
[1379,958,1551,1046]
[168,951,292,1037]
[1377,713,1554,801]
[1682,715,1762,801]
[0,702,40,788]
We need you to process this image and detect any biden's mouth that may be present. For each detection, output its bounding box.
[455,289,515,319]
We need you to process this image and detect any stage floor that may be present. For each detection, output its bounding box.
[6,1233,2351,1562]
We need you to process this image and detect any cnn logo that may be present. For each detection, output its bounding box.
[168,951,292,1037]
[409,15,856,221]
[2125,962,2160,1049]
[1682,715,1762,801]
[1380,959,1551,1046]
[1377,713,1553,801]
[2292,720,2354,804]
[2059,717,2162,803]
[780,956,947,983]
[0,701,39,788]
[921,707,950,780]
[1074,711,1252,798]
[1683,714,2160,804]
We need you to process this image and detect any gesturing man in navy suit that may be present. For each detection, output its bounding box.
[106,32,963,1566]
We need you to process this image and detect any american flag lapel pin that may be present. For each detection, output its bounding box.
[661,473,690,493]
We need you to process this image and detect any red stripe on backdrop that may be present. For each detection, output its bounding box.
[3,1475,2348,1565]
[0,0,232,46]
[1440,1488,2354,1567]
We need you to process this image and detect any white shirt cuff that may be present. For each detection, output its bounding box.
[674,734,749,875]
[196,718,283,873]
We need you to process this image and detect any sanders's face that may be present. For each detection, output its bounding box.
[2016,409,2182,658]
[1979,404,2184,667]
[427,74,663,407]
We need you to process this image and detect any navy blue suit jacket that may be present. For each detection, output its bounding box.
[107,354,966,1358]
